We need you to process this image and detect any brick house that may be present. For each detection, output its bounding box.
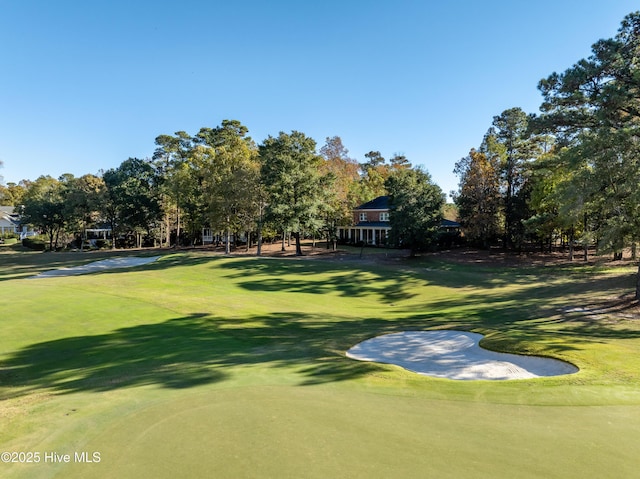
[338,196,391,246]
[337,196,460,246]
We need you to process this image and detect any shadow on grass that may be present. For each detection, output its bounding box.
[4,294,637,400]
[2,251,639,398]
[214,257,425,304]
[0,312,402,399]
[215,255,640,343]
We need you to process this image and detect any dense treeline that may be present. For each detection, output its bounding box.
[453,11,640,298]
[0,121,444,255]
[2,11,640,296]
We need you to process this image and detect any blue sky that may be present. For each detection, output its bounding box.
[0,1,635,198]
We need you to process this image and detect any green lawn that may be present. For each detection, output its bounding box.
[1,246,640,478]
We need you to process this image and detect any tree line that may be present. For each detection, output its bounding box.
[452,11,640,298]
[2,10,640,296]
[0,121,444,255]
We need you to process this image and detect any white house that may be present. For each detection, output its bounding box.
[0,206,37,238]
[0,206,19,235]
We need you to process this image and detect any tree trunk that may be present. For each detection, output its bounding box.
[568,239,574,261]
[111,220,117,249]
[225,228,231,255]
[165,213,170,247]
[568,227,575,261]
[176,205,181,247]
[294,231,303,256]
[583,213,588,262]
[256,215,263,257]
[636,262,640,300]
[80,220,86,252]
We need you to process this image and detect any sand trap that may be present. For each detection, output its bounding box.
[32,256,161,278]
[346,330,578,380]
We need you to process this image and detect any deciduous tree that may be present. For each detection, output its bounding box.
[385,167,444,256]
[319,136,359,250]
[259,131,324,256]
[102,158,162,248]
[453,148,501,247]
[195,120,260,254]
[357,151,390,202]
[65,174,106,250]
[20,176,67,250]
[0,181,28,206]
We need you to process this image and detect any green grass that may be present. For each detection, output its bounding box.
[1,247,640,478]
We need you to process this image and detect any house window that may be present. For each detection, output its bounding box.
[380,212,389,222]
[359,212,367,222]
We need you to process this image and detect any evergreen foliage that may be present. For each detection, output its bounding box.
[385,168,444,256]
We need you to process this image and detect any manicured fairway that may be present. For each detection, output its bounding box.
[1,246,640,478]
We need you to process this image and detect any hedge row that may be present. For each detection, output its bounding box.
[22,237,46,251]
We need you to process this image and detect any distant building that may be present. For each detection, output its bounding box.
[337,196,460,246]
[0,206,37,238]
[0,206,17,235]
[338,196,391,246]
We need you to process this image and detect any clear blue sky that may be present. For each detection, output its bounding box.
[0,1,635,198]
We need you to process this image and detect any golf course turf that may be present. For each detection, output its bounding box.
[1,245,640,478]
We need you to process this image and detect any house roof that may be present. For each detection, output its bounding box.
[0,206,18,224]
[441,219,461,228]
[0,206,16,215]
[356,196,389,210]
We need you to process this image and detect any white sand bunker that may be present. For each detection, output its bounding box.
[32,256,161,278]
[346,330,578,380]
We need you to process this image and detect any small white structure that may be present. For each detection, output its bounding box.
[202,227,214,244]
[202,228,247,246]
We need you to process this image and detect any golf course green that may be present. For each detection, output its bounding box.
[1,245,640,478]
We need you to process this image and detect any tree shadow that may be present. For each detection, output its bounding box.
[214,257,426,304]
[3,252,639,398]
[215,255,640,344]
[0,312,395,400]
[394,269,640,349]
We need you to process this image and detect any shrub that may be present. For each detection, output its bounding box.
[22,237,46,251]
[95,239,110,249]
